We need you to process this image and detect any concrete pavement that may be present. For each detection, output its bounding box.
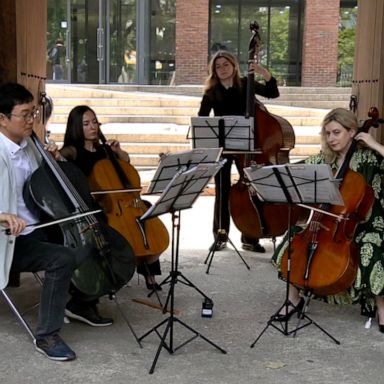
[1,195,384,384]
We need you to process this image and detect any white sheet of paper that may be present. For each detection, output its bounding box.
[141,161,224,220]
[190,116,254,151]
[146,148,222,194]
[244,163,344,205]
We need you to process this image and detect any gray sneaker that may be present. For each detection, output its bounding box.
[34,334,76,361]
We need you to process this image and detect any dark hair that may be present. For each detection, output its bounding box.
[0,83,34,115]
[63,105,99,147]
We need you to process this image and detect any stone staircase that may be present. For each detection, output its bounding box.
[46,84,351,169]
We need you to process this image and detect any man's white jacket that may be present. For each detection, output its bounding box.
[0,137,40,289]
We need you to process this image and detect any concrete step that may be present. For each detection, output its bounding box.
[52,97,200,108]
[63,83,351,95]
[49,121,321,168]
[45,84,335,168]
[47,84,351,110]
[51,114,192,125]
[50,113,325,128]
[52,105,198,116]
[262,99,349,109]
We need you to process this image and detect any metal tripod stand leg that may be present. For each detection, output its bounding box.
[139,210,227,374]
[110,293,143,348]
[250,204,339,347]
[204,229,250,274]
[143,262,164,309]
[250,292,340,347]
[291,292,340,343]
[159,270,212,314]
[138,264,227,374]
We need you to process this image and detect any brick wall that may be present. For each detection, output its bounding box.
[301,0,340,86]
[175,0,209,85]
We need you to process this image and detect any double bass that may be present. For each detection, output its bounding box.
[280,108,380,296]
[24,131,136,296]
[229,21,299,241]
[87,131,169,267]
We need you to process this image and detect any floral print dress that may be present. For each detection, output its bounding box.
[272,147,384,316]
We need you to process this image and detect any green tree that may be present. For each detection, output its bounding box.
[338,6,357,86]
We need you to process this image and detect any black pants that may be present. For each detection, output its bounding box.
[213,154,259,245]
[12,228,109,338]
[12,229,77,338]
[137,259,161,277]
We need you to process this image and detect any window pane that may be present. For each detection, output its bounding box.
[110,0,137,83]
[150,0,176,85]
[210,0,304,86]
[47,0,68,81]
[338,2,358,86]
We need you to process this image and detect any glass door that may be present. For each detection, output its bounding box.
[68,0,137,83]
[68,0,104,83]
[108,0,137,83]
[48,0,140,83]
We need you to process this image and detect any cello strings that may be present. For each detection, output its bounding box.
[32,133,108,249]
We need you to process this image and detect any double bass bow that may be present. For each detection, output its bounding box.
[280,108,381,296]
[229,21,298,241]
[87,130,169,266]
[24,131,136,297]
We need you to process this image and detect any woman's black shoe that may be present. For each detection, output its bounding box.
[209,241,227,252]
[145,280,162,291]
[379,324,384,333]
[273,298,305,322]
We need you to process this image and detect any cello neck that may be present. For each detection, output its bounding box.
[99,132,133,190]
[245,21,261,118]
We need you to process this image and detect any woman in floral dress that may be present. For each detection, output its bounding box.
[272,108,384,331]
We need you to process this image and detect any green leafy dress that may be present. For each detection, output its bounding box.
[272,147,384,316]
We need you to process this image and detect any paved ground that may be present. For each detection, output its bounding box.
[1,195,384,384]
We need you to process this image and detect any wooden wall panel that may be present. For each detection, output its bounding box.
[352,0,384,142]
[0,2,17,82]
[0,0,47,137]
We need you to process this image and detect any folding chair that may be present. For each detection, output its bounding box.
[0,272,43,342]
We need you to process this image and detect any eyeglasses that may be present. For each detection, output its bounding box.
[7,108,40,122]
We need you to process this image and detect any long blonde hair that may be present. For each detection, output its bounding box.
[320,108,358,163]
[203,50,242,93]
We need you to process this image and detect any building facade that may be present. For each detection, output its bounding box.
[47,0,357,87]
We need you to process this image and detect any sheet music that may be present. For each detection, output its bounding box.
[190,116,254,151]
[141,162,223,220]
[244,163,344,205]
[146,148,222,194]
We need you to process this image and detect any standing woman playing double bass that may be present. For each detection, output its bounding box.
[198,50,280,252]
[272,108,384,332]
[60,105,162,290]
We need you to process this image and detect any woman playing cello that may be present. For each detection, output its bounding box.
[198,50,280,252]
[60,105,163,290]
[272,108,384,332]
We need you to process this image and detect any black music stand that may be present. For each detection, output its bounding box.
[145,148,222,304]
[190,116,254,273]
[244,163,344,346]
[138,160,227,374]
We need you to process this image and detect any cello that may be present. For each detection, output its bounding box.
[229,21,299,241]
[87,131,169,266]
[24,131,136,297]
[280,108,380,296]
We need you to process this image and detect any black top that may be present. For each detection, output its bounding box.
[72,145,106,176]
[198,76,279,117]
